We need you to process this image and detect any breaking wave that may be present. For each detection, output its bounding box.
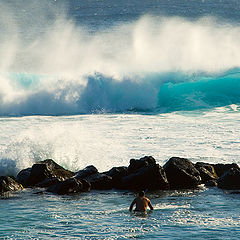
[0,69,240,116]
[1,6,240,115]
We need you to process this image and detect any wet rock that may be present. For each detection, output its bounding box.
[217,167,240,190]
[127,156,156,174]
[85,173,113,190]
[103,167,128,188]
[47,178,85,195]
[195,162,218,184]
[205,179,218,187]
[36,177,60,188]
[16,168,31,187]
[81,179,92,192]
[163,157,201,189]
[74,165,98,180]
[18,159,74,187]
[121,163,169,190]
[0,176,23,194]
[212,163,239,178]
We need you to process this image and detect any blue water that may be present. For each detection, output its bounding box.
[1,188,240,239]
[1,0,240,239]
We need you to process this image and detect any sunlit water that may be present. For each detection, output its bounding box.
[1,187,240,239]
[1,110,240,239]
[1,0,240,239]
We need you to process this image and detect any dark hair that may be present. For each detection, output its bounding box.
[139,191,145,197]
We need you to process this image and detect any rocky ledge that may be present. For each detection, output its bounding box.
[1,156,240,195]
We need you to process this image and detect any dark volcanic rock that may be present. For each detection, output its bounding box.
[74,165,98,180]
[104,167,128,188]
[205,180,218,187]
[16,168,32,187]
[0,176,23,194]
[81,179,92,192]
[128,156,156,174]
[18,159,74,187]
[85,173,113,190]
[121,163,169,190]
[212,163,239,178]
[75,165,112,190]
[47,178,86,195]
[163,157,201,189]
[36,177,60,188]
[195,162,218,184]
[217,167,240,190]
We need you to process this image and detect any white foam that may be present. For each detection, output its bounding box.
[1,2,240,110]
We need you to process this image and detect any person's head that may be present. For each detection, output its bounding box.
[139,191,145,197]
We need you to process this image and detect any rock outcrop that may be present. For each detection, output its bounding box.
[104,166,128,188]
[85,173,113,190]
[121,163,169,190]
[12,156,240,195]
[120,156,169,190]
[195,162,218,184]
[75,165,112,190]
[212,163,239,178]
[17,159,74,187]
[47,178,91,195]
[74,165,98,180]
[217,167,240,190]
[16,168,31,187]
[0,176,23,194]
[163,157,201,189]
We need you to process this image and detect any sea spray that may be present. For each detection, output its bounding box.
[1,9,240,115]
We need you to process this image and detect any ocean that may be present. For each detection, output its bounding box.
[0,0,240,239]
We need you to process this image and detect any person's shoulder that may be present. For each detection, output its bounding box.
[144,197,151,202]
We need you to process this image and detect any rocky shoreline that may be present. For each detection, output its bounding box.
[1,156,240,196]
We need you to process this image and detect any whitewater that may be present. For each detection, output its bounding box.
[0,0,240,239]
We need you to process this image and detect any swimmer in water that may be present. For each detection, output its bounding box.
[129,191,154,212]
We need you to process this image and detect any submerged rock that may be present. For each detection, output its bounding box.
[217,167,240,190]
[0,176,23,194]
[17,159,74,187]
[164,157,201,189]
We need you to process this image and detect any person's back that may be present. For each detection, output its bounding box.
[129,191,153,212]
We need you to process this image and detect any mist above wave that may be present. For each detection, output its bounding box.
[1,2,240,115]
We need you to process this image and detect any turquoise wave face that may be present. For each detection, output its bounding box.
[78,70,240,114]
[0,69,240,116]
[157,70,240,112]
[8,73,40,90]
